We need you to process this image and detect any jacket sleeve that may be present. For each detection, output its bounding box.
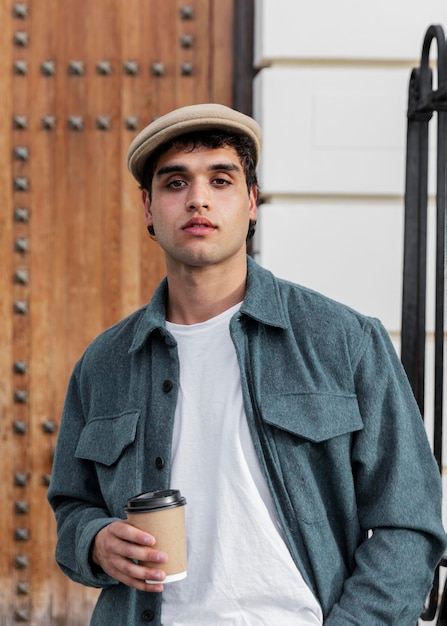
[325,319,446,625]
[47,362,120,589]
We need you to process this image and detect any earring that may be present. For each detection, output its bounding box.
[147,225,156,237]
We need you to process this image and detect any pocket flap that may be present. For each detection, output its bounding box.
[262,393,363,443]
[75,411,140,466]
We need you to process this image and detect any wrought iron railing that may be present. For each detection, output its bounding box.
[400,24,447,624]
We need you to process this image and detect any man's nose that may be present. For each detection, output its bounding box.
[185,180,209,210]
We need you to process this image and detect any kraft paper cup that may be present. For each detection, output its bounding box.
[125,489,187,584]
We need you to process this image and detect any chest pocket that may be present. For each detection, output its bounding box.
[261,392,363,442]
[258,393,363,523]
[75,411,141,515]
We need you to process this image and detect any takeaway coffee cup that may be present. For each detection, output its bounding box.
[125,489,187,584]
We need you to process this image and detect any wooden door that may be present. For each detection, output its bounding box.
[0,1,240,623]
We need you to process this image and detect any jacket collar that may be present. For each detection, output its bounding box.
[129,256,288,353]
[240,256,288,329]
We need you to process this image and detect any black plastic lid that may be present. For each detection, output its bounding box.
[125,489,186,513]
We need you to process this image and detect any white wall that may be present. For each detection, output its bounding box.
[253,0,444,328]
[252,2,447,621]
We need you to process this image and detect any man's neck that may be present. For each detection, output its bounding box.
[165,260,247,325]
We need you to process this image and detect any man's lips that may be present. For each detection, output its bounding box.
[182,217,216,233]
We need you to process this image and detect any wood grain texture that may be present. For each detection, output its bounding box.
[1,1,236,622]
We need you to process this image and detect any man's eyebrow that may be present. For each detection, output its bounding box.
[156,164,188,177]
[208,163,241,173]
[155,162,241,178]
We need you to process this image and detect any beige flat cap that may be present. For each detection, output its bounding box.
[126,103,263,185]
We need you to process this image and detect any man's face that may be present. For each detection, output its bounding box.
[142,144,257,272]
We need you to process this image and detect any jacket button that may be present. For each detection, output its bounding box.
[162,380,173,392]
[141,609,154,622]
[155,457,165,469]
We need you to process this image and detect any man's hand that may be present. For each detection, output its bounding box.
[92,520,168,592]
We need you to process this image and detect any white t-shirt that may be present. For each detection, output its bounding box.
[163,304,323,625]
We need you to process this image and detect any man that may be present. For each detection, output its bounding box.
[48,103,446,625]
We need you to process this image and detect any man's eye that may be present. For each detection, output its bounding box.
[213,178,230,186]
[167,179,186,189]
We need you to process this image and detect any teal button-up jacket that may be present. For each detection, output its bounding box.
[48,257,446,625]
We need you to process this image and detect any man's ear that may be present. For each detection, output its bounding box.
[249,186,258,221]
[141,189,153,227]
